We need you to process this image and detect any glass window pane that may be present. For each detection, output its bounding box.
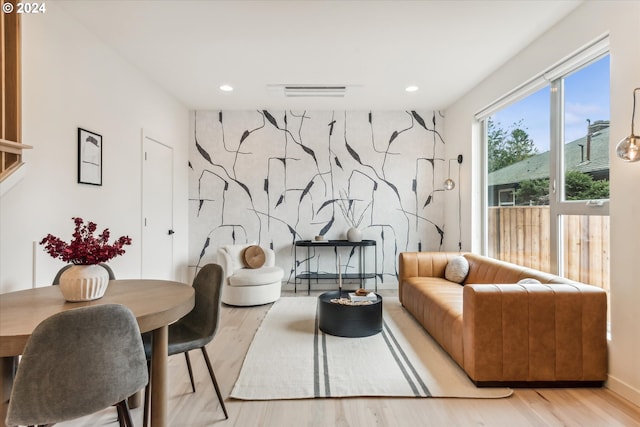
[561,214,610,326]
[488,205,550,271]
[561,214,610,290]
[562,55,610,201]
[487,86,551,270]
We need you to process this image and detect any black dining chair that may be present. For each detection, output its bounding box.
[51,262,116,284]
[142,263,228,426]
[5,304,148,427]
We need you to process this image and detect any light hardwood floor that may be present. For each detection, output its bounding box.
[59,289,640,427]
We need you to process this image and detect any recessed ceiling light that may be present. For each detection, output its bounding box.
[405,85,419,92]
[219,84,233,92]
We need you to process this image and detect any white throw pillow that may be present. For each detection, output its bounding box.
[517,278,542,285]
[445,255,469,284]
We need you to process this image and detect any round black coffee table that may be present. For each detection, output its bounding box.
[318,291,383,337]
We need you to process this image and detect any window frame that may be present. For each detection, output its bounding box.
[478,37,610,278]
[549,65,610,274]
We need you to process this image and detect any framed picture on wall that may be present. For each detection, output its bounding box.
[78,128,102,186]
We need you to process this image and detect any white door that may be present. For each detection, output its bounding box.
[142,135,174,280]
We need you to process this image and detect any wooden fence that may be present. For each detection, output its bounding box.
[487,206,610,292]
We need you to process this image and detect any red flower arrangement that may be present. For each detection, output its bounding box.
[40,217,132,265]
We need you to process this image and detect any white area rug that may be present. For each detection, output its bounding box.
[231,297,512,399]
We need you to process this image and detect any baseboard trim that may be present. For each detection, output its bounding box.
[607,374,640,407]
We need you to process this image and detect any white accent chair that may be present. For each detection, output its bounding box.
[217,244,283,306]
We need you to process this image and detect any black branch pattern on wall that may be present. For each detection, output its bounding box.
[188,110,447,284]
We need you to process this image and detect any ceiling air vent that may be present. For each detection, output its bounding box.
[283,85,347,98]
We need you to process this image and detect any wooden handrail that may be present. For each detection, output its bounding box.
[0,139,32,153]
[0,139,31,182]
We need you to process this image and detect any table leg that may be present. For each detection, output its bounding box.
[374,242,378,292]
[0,356,17,427]
[307,246,311,295]
[361,246,365,287]
[151,326,168,427]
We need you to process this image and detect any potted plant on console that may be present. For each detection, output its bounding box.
[40,217,132,302]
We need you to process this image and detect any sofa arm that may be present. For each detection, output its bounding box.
[263,247,276,267]
[217,248,233,279]
[462,283,608,384]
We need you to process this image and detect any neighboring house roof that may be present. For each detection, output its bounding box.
[488,126,610,187]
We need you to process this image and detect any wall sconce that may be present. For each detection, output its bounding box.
[616,87,640,162]
[444,154,463,190]
[444,154,463,251]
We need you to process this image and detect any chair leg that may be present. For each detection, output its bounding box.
[116,402,126,427]
[115,400,134,427]
[184,351,196,393]
[201,346,228,419]
[143,360,152,427]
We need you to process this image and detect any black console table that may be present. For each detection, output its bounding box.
[294,240,377,295]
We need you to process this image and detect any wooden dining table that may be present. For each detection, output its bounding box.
[0,279,195,427]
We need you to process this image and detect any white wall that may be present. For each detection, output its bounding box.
[444,1,640,406]
[0,3,190,293]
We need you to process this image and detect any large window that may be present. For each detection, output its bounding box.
[487,86,551,271]
[483,46,610,293]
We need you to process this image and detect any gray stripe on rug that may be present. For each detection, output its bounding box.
[382,320,431,397]
[380,327,421,396]
[314,299,331,397]
[315,304,429,398]
[322,332,330,397]
[314,299,320,397]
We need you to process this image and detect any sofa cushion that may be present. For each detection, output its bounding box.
[445,255,469,284]
[464,253,560,284]
[229,266,284,287]
[400,276,464,366]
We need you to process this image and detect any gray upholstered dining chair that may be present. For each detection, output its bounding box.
[52,262,116,284]
[142,263,228,426]
[5,304,148,427]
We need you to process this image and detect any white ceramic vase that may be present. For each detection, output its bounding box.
[347,227,362,242]
[59,264,110,302]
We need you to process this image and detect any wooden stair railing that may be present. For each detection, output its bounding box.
[1,1,31,184]
[1,140,31,182]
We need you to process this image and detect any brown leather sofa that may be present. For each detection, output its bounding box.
[399,252,608,386]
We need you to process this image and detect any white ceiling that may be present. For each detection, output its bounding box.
[59,0,582,111]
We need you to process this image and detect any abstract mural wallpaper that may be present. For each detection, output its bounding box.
[189,110,447,287]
